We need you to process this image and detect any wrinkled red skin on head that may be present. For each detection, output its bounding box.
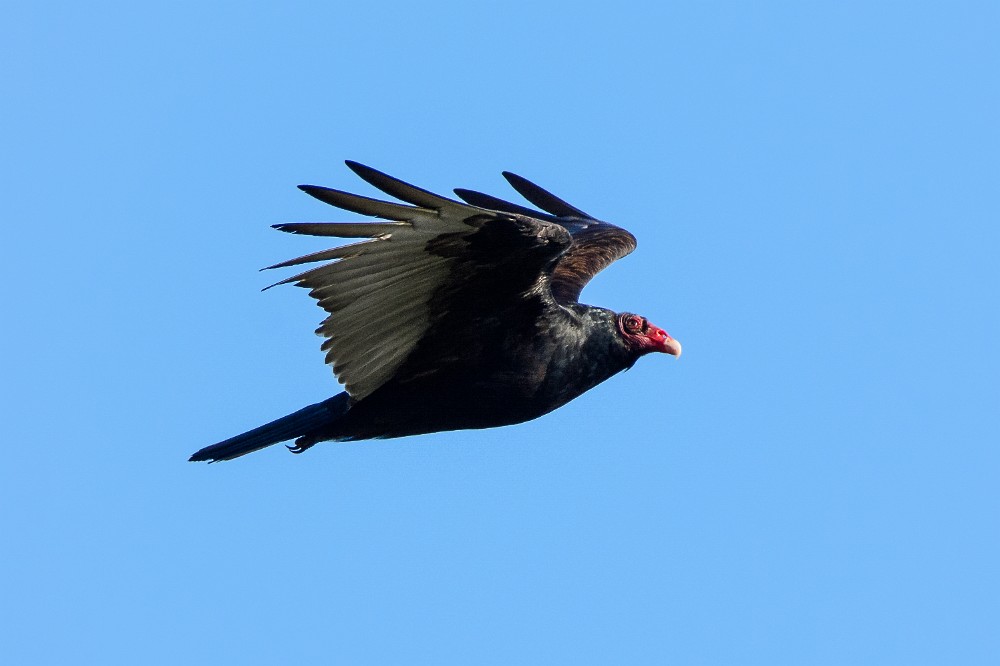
[617,313,681,356]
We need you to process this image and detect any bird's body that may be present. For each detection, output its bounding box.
[312,304,635,442]
[190,163,680,462]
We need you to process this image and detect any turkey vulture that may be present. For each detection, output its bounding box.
[189,162,681,462]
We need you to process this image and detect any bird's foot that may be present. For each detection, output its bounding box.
[286,437,317,455]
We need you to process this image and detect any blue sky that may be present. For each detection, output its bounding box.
[3,1,998,663]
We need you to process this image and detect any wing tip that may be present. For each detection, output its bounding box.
[344,159,366,173]
[501,171,593,219]
[297,184,324,199]
[343,160,397,189]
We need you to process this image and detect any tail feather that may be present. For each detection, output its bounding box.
[189,393,350,462]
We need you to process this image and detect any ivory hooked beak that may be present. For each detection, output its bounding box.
[661,336,682,358]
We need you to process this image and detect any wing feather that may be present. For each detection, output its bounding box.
[267,162,570,400]
[346,161,463,211]
[502,171,593,218]
[263,239,382,270]
[452,188,563,222]
[296,186,435,222]
[455,173,636,304]
[273,221,406,237]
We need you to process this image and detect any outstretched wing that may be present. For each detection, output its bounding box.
[268,161,571,400]
[454,172,636,304]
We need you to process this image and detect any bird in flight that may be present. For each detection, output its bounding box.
[189,162,681,462]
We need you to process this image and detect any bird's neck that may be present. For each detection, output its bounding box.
[536,307,636,408]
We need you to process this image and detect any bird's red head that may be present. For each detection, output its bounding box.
[617,313,682,357]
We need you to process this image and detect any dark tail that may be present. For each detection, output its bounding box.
[189,393,350,462]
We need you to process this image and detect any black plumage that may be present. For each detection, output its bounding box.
[190,162,680,462]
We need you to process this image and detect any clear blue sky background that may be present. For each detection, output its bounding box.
[3,1,997,664]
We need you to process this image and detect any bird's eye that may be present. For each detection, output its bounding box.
[622,314,643,334]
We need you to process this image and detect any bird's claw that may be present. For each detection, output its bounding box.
[286,439,315,455]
